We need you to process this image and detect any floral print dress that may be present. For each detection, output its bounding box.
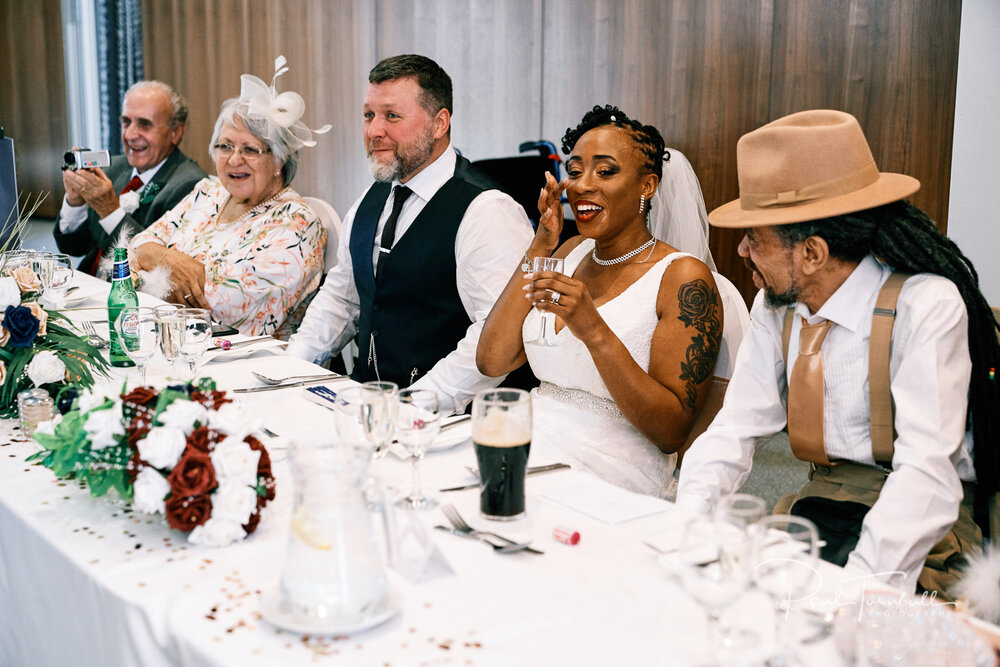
[132,177,326,336]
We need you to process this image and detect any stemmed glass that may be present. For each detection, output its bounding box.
[113,306,158,384]
[176,308,212,381]
[333,385,393,457]
[525,256,564,346]
[715,493,767,530]
[361,381,399,458]
[47,253,74,298]
[394,389,441,510]
[676,515,758,663]
[752,515,821,666]
[153,305,183,374]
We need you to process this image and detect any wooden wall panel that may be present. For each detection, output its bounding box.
[541,0,775,295]
[769,0,961,230]
[371,0,544,163]
[0,0,68,219]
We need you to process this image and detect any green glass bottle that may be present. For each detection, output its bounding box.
[107,247,138,367]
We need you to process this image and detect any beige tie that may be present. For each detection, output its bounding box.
[787,317,832,464]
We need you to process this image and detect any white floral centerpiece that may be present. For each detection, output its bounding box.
[29,380,275,546]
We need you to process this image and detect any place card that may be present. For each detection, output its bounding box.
[542,474,671,524]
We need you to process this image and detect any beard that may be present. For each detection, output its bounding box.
[367,121,436,183]
[744,257,800,308]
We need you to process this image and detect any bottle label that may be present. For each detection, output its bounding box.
[120,311,139,337]
[111,260,131,282]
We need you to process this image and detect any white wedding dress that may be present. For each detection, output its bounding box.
[523,239,689,499]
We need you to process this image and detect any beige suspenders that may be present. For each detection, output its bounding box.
[781,272,910,467]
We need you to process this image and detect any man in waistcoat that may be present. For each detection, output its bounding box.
[676,110,998,598]
[288,54,533,413]
[55,81,206,278]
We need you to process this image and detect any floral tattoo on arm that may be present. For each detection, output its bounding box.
[676,279,722,412]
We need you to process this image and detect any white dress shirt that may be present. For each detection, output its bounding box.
[287,146,534,413]
[676,254,975,591]
[59,159,167,235]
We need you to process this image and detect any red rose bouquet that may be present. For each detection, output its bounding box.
[29,379,275,547]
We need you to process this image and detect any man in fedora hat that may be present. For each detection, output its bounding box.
[676,109,999,597]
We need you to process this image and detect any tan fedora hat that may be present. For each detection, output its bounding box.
[708,109,920,228]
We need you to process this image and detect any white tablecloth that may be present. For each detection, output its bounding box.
[0,274,855,666]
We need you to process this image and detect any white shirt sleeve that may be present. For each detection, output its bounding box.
[845,278,969,590]
[58,196,89,233]
[285,197,364,364]
[411,190,533,414]
[98,207,126,235]
[675,291,790,514]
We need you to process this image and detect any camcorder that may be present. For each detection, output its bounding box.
[62,148,110,171]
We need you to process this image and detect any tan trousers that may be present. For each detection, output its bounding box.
[774,463,982,601]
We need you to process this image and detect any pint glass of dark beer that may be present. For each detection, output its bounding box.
[472,388,532,520]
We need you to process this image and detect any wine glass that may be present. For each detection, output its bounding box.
[752,515,821,666]
[394,389,441,510]
[676,516,758,662]
[113,306,158,384]
[176,308,212,381]
[715,493,767,531]
[361,380,399,458]
[47,253,74,297]
[524,256,564,346]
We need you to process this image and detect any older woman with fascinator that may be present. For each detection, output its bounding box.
[478,106,733,499]
[130,56,329,336]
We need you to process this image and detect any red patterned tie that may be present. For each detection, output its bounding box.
[121,175,144,194]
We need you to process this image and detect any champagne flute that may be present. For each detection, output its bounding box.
[752,515,821,666]
[361,380,398,458]
[524,256,564,346]
[154,304,183,371]
[333,385,391,456]
[394,389,441,510]
[113,307,158,385]
[176,308,212,381]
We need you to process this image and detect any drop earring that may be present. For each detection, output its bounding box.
[639,193,646,215]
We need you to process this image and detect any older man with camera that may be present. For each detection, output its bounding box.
[55,80,205,278]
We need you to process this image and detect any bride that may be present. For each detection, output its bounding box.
[477,105,727,499]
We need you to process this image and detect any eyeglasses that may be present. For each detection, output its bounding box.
[212,142,271,161]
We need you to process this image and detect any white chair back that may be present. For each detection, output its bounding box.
[303,196,342,274]
[712,271,751,379]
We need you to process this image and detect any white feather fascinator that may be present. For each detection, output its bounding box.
[239,55,331,152]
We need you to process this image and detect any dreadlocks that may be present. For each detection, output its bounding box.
[775,201,1000,513]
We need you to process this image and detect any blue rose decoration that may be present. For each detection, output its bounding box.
[4,304,40,348]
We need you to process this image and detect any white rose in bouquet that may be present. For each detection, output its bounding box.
[133,467,170,514]
[158,399,209,435]
[208,402,257,440]
[27,350,66,386]
[211,481,258,524]
[78,384,123,413]
[138,426,187,469]
[0,276,20,310]
[187,517,246,547]
[210,436,260,486]
[34,414,62,436]
[83,407,125,450]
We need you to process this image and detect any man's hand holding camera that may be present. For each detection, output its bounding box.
[63,167,120,219]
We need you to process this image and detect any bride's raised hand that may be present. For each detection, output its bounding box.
[535,172,568,253]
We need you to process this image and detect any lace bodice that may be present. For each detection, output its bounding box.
[524,239,692,400]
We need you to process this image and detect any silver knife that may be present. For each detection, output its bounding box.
[211,335,275,351]
[233,376,344,393]
[433,525,545,555]
[440,414,471,431]
[439,463,571,492]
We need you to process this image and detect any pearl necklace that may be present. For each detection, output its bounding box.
[220,186,289,225]
[591,238,656,266]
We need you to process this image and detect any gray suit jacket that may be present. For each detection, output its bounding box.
[54,147,206,275]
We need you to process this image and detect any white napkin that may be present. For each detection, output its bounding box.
[542,474,671,524]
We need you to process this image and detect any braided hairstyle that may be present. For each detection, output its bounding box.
[561,105,668,179]
[775,201,1000,511]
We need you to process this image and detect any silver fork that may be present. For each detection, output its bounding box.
[441,504,543,555]
[80,321,108,348]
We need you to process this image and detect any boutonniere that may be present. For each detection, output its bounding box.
[139,182,162,205]
[119,191,140,214]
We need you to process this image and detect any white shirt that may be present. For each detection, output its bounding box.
[676,254,975,591]
[287,146,534,413]
[59,159,167,234]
